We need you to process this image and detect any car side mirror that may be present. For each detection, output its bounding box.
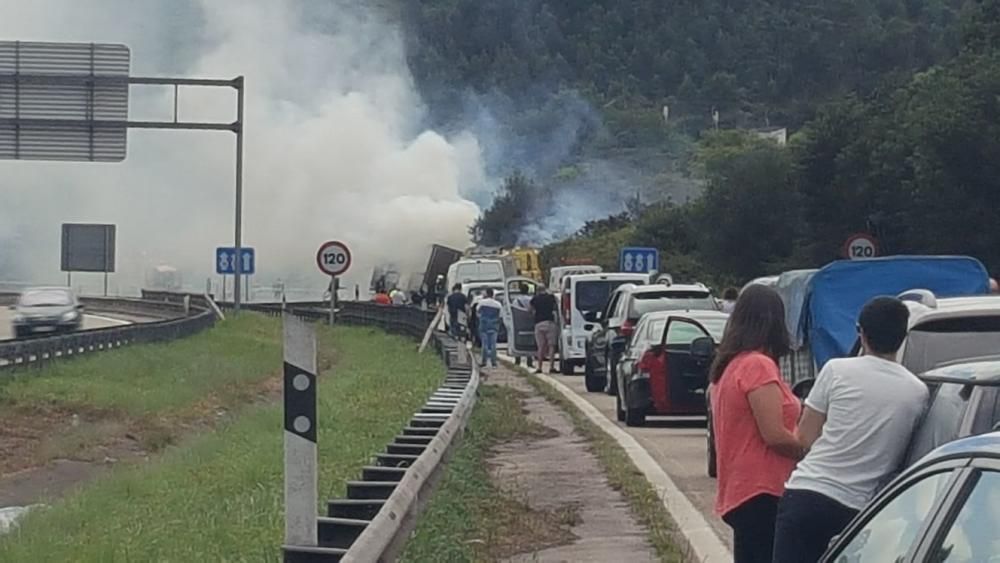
[993,421,1000,432]
[690,336,715,361]
[76,304,85,310]
[610,336,627,354]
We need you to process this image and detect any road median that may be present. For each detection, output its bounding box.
[0,320,444,561]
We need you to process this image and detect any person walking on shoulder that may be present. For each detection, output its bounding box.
[445,284,468,340]
[476,288,502,369]
[710,285,803,563]
[772,297,928,563]
[529,284,558,374]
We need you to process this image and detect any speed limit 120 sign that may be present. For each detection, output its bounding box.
[316,241,352,276]
[843,233,878,260]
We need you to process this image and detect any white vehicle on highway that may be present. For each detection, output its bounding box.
[558,272,649,374]
[10,287,84,338]
[446,257,513,291]
[548,265,602,293]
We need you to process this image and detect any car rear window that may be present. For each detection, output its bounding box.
[574,280,643,313]
[628,291,717,317]
[903,316,1000,375]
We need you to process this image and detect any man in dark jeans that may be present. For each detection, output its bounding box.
[445,284,468,339]
[529,285,558,374]
[772,297,928,562]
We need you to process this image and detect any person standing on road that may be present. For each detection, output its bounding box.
[720,287,739,313]
[372,289,391,305]
[446,284,468,340]
[709,284,803,563]
[390,287,406,306]
[772,297,928,563]
[529,284,558,374]
[477,288,502,369]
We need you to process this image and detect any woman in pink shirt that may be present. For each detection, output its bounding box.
[709,285,804,563]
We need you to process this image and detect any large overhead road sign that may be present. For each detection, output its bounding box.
[0,41,130,162]
[619,246,659,274]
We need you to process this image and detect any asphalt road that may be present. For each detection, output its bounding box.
[0,309,131,340]
[556,374,733,549]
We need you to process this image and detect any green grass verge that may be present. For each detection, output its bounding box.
[519,370,686,563]
[400,385,572,562]
[0,314,282,417]
[0,324,444,562]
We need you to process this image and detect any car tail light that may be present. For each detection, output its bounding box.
[562,292,571,326]
[621,319,636,338]
[637,350,654,376]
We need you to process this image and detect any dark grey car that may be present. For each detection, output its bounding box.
[11,287,84,338]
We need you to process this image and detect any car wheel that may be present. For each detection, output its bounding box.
[625,400,645,427]
[584,357,604,392]
[560,358,574,375]
[615,386,626,422]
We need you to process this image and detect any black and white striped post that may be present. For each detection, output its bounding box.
[282,314,318,555]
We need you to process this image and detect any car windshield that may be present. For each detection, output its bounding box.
[905,382,968,465]
[574,280,642,313]
[902,317,1000,374]
[629,291,717,317]
[19,290,73,307]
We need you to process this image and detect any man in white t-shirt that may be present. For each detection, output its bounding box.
[772,296,929,563]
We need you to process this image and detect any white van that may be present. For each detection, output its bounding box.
[549,265,603,293]
[558,272,649,374]
[446,258,511,291]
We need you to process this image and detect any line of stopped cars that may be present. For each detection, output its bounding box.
[559,256,1000,562]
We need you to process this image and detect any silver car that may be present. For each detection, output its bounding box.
[11,287,84,338]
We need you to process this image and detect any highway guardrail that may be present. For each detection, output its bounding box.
[0,292,219,371]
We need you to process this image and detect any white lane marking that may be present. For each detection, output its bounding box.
[500,352,732,563]
[84,314,132,326]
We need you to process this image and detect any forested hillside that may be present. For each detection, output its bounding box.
[403,0,966,128]
[543,0,1000,284]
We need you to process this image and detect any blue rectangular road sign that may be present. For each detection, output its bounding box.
[216,247,255,275]
[619,247,659,273]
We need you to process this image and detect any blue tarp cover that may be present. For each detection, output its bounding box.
[807,256,989,367]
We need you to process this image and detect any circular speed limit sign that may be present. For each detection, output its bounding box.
[843,233,878,260]
[316,241,352,276]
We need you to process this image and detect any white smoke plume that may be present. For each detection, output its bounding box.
[0,0,484,298]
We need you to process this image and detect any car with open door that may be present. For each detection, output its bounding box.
[587,282,718,394]
[820,431,1000,562]
[501,276,543,361]
[615,311,728,427]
